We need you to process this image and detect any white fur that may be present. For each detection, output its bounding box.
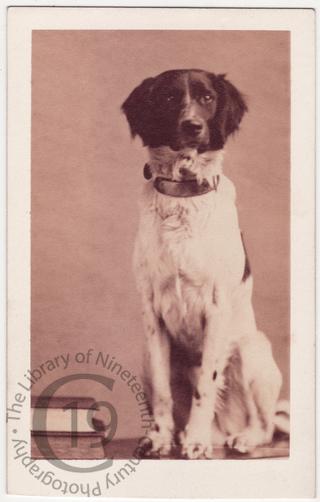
[134,147,288,458]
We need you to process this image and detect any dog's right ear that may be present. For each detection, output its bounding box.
[208,73,248,149]
[121,77,155,141]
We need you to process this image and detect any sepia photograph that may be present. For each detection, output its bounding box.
[30,28,290,461]
[6,6,315,499]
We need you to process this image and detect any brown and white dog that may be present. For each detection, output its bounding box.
[122,69,289,459]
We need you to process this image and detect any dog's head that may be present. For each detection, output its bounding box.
[122,69,247,152]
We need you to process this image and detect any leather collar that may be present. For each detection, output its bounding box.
[153,175,220,198]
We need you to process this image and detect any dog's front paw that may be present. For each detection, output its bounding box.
[140,426,174,457]
[180,427,214,459]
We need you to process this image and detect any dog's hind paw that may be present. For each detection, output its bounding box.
[226,427,267,454]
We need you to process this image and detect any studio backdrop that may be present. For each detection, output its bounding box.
[31,30,290,439]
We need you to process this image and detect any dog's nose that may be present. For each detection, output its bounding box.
[181,119,203,136]
[179,167,194,177]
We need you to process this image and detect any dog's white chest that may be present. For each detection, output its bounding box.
[156,203,215,288]
[134,175,245,348]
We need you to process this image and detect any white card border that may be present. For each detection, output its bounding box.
[4,4,317,500]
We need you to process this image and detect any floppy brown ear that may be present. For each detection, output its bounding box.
[121,77,155,139]
[209,73,248,147]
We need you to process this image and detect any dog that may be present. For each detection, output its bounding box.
[122,69,289,459]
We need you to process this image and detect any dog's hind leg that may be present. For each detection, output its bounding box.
[226,331,283,453]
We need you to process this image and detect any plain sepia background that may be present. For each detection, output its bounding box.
[31,30,290,439]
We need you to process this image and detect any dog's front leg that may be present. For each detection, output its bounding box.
[141,301,174,456]
[181,297,231,459]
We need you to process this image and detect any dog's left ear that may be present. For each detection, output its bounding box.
[121,77,155,141]
[209,73,248,146]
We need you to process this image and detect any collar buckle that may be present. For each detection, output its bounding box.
[153,175,220,198]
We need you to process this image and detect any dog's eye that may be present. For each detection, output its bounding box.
[166,95,176,102]
[200,94,214,104]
